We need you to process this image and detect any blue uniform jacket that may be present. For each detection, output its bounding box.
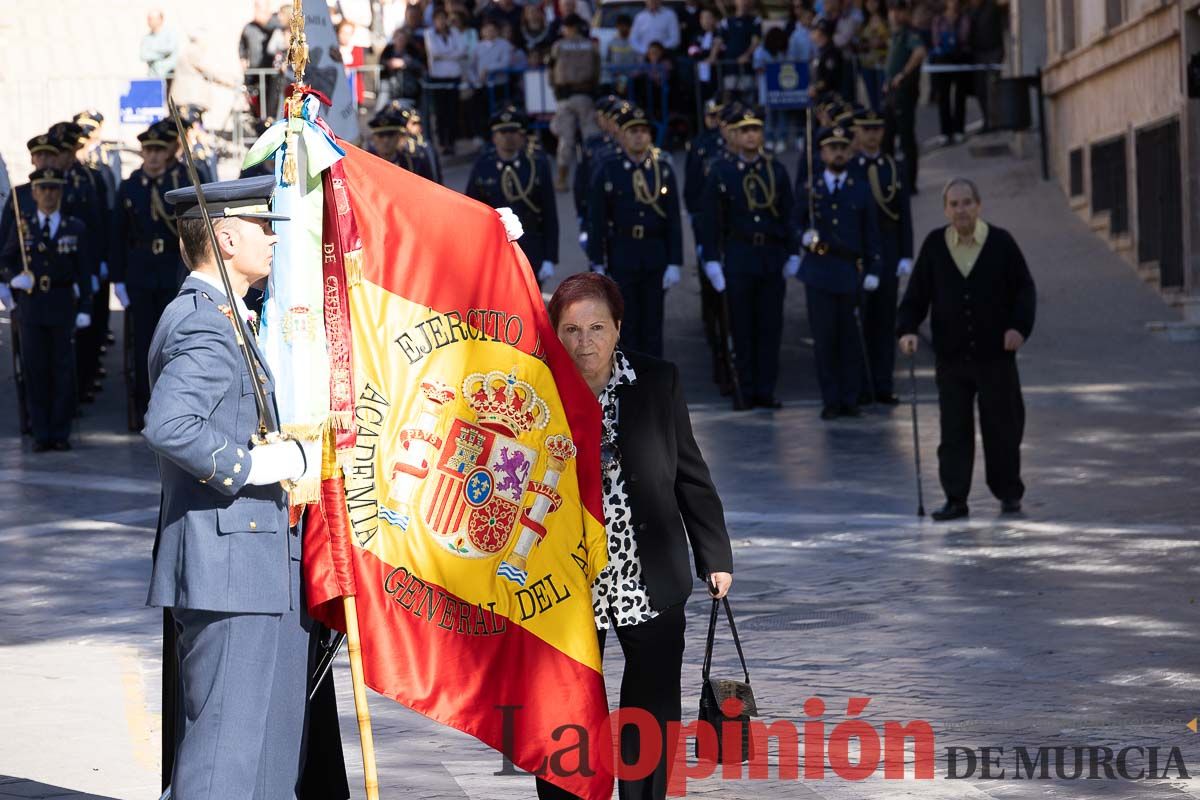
[698,153,797,268]
[111,163,188,291]
[466,149,559,264]
[587,147,683,267]
[683,127,723,214]
[144,275,293,614]
[794,170,883,294]
[0,210,94,326]
[848,152,913,273]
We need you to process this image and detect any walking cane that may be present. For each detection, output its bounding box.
[908,352,925,517]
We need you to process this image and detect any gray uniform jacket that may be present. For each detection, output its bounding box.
[144,274,296,614]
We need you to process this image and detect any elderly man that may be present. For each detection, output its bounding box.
[897,178,1036,521]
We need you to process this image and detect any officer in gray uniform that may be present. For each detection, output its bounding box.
[144,174,319,799]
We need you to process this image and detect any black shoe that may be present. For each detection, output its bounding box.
[31,441,51,453]
[876,392,900,406]
[1000,499,1022,514]
[857,392,874,406]
[839,405,864,418]
[754,396,782,410]
[820,406,840,420]
[732,397,754,411]
[718,381,734,397]
[53,440,72,451]
[931,502,969,521]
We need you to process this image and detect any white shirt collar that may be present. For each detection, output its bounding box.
[37,209,61,233]
[190,270,253,320]
[823,169,844,192]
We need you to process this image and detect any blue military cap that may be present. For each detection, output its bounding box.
[73,109,104,131]
[48,121,86,150]
[138,120,180,147]
[727,105,765,129]
[853,107,885,129]
[27,134,61,155]
[29,167,67,187]
[618,106,651,131]
[718,101,746,125]
[704,97,724,116]
[368,108,406,133]
[817,125,853,147]
[164,175,289,222]
[490,106,528,132]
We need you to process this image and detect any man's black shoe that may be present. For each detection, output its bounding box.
[839,405,864,418]
[820,406,839,420]
[31,441,51,453]
[1000,499,1022,514]
[754,396,782,410]
[733,397,754,411]
[931,502,969,521]
[53,440,72,452]
[876,392,900,406]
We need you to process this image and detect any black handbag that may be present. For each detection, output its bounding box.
[696,596,758,764]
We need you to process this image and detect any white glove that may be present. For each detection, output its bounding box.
[99,261,109,280]
[75,312,91,329]
[91,275,100,293]
[538,260,555,281]
[246,439,306,486]
[801,229,818,249]
[497,207,523,242]
[10,272,33,292]
[897,258,913,277]
[0,285,13,311]
[591,263,606,276]
[113,282,130,308]
[703,261,726,293]
[298,438,321,484]
[662,264,681,290]
[783,254,801,278]
[577,230,588,248]
[863,274,880,292]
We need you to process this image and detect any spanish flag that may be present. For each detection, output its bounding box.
[303,143,613,799]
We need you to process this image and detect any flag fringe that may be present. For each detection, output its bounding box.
[328,410,354,432]
[283,422,327,441]
[344,249,364,287]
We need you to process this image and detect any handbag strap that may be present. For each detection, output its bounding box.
[700,596,751,685]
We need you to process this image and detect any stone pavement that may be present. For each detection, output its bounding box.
[2,124,1200,800]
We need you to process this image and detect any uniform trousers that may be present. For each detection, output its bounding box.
[804,285,863,408]
[18,319,75,443]
[614,255,672,357]
[536,603,687,800]
[884,91,919,191]
[725,246,786,400]
[935,356,1026,505]
[130,286,177,419]
[860,275,899,396]
[170,564,311,799]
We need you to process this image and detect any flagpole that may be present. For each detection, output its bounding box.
[286,4,379,797]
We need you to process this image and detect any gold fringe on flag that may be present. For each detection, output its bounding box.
[344,249,364,287]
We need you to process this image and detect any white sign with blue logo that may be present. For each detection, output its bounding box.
[119,79,167,127]
[764,62,811,109]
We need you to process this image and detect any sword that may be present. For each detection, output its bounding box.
[10,186,36,293]
[166,95,279,440]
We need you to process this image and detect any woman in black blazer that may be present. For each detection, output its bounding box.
[538,272,734,800]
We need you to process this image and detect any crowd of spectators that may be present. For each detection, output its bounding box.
[236,0,1006,155]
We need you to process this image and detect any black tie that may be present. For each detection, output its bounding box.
[832,177,842,196]
[40,216,50,238]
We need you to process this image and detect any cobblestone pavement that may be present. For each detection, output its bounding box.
[2,126,1200,800]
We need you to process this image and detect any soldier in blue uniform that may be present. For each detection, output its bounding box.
[0,135,61,263]
[145,174,319,798]
[699,106,798,409]
[587,105,682,357]
[466,107,559,286]
[112,120,189,429]
[366,105,437,182]
[403,108,443,185]
[74,110,122,208]
[792,124,882,419]
[850,107,913,405]
[0,168,93,450]
[573,95,622,252]
[50,121,109,402]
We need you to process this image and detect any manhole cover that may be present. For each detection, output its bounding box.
[739,609,872,631]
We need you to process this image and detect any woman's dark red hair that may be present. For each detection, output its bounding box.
[548,272,624,328]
